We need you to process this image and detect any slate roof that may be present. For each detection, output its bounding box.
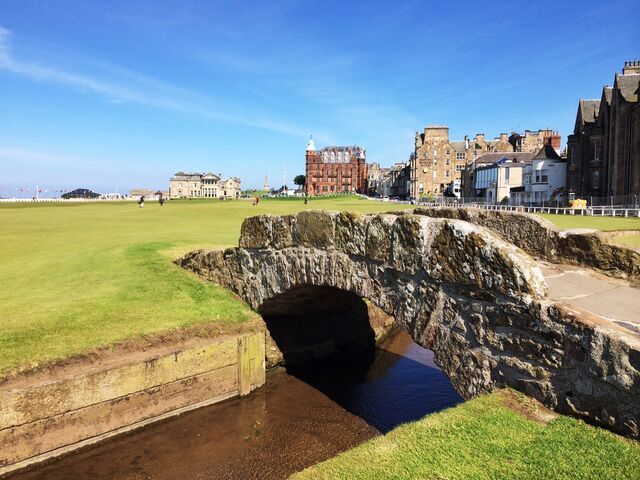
[450,141,467,153]
[615,73,640,103]
[472,152,535,165]
[579,99,600,125]
[531,144,563,162]
[603,86,613,106]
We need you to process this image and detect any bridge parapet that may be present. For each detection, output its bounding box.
[238,211,547,300]
[180,210,640,438]
[414,207,640,284]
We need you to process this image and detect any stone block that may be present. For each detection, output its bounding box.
[365,214,396,263]
[292,210,336,248]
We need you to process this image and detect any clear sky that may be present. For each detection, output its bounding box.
[1,0,638,195]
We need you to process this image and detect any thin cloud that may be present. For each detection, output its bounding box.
[0,26,322,139]
[0,147,86,168]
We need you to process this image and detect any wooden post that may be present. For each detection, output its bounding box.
[238,333,266,396]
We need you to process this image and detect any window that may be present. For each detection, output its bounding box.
[535,169,548,183]
[456,165,463,172]
[322,186,328,192]
[445,158,450,165]
[433,149,438,157]
[445,170,450,178]
[593,169,600,186]
[504,167,510,183]
[456,153,465,161]
[594,141,601,162]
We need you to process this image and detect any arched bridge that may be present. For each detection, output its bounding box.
[179,209,640,438]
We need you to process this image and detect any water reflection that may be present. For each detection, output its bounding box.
[292,329,462,433]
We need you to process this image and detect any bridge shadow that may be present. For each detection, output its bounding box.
[260,286,462,433]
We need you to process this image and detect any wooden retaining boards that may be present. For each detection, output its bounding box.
[0,331,266,475]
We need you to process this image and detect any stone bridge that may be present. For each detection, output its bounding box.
[179,208,640,438]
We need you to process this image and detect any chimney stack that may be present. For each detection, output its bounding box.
[622,60,640,75]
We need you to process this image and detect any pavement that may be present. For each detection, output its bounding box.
[540,262,640,338]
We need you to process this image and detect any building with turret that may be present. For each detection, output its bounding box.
[304,138,367,195]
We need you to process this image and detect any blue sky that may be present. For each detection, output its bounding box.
[1,0,638,195]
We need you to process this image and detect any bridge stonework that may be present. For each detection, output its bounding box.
[179,210,640,438]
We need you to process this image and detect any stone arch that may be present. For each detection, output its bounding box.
[179,210,640,438]
[258,285,378,368]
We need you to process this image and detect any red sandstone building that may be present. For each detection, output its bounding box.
[305,138,368,195]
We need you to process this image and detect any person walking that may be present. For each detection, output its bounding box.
[138,195,145,208]
[159,195,164,206]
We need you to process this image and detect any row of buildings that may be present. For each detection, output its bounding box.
[363,127,562,202]
[316,61,638,205]
[302,127,560,200]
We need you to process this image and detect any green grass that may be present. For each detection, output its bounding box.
[0,196,410,375]
[610,233,640,249]
[537,213,640,231]
[293,391,640,480]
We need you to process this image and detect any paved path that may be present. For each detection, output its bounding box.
[540,263,640,338]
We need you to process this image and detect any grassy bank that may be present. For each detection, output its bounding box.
[0,197,411,376]
[293,390,640,480]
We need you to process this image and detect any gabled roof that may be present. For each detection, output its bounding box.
[615,73,640,103]
[532,144,563,162]
[579,99,600,124]
[603,85,613,106]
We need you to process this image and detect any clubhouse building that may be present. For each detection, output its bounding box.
[169,172,241,199]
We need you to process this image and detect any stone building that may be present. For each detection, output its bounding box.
[567,61,640,199]
[411,126,514,198]
[304,138,367,195]
[509,129,561,154]
[169,172,241,199]
[366,162,381,196]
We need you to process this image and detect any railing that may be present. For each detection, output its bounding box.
[361,194,640,217]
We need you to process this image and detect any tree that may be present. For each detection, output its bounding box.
[293,174,306,187]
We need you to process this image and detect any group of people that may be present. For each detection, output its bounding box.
[137,195,165,208]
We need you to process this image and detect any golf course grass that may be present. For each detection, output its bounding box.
[538,212,640,231]
[1,199,638,376]
[293,389,640,480]
[0,196,412,376]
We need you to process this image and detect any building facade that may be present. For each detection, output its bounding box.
[169,172,241,199]
[461,152,535,198]
[473,157,528,203]
[567,61,640,199]
[519,144,567,204]
[509,129,561,154]
[411,126,534,199]
[304,138,367,195]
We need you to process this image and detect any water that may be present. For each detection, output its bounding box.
[10,330,461,480]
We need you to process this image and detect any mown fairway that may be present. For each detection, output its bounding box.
[2,199,639,376]
[538,213,640,231]
[0,197,412,375]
